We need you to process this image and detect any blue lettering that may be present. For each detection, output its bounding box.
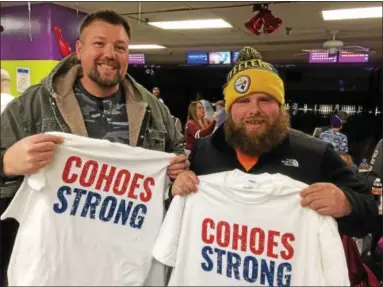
[99,196,118,222]
[243,255,258,283]
[53,186,71,214]
[130,204,147,229]
[214,248,226,275]
[227,251,241,280]
[81,191,101,219]
[70,188,86,216]
[201,246,214,272]
[277,263,292,287]
[113,199,133,225]
[260,259,275,286]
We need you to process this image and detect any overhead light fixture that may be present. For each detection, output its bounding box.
[129,44,166,50]
[322,7,382,20]
[149,19,232,30]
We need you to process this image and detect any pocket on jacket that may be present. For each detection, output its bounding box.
[146,129,167,151]
[41,118,60,133]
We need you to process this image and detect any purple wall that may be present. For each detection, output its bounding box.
[50,4,86,61]
[0,3,86,61]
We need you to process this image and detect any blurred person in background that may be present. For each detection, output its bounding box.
[1,69,14,113]
[213,100,227,131]
[319,114,348,152]
[338,151,358,174]
[185,101,215,151]
[152,86,164,103]
[196,92,214,120]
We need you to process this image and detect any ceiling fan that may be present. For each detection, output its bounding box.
[294,30,375,57]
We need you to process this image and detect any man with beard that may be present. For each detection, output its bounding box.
[1,9,187,187]
[169,47,377,238]
[0,10,188,283]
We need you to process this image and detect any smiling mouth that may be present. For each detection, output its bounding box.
[97,63,117,71]
[245,120,265,125]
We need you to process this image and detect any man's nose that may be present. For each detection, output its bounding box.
[248,100,261,114]
[103,44,117,59]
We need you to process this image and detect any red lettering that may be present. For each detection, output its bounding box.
[267,230,280,259]
[95,164,116,192]
[113,170,131,196]
[127,173,144,200]
[232,224,248,252]
[281,233,295,260]
[249,228,265,255]
[79,160,98,187]
[217,221,230,248]
[62,156,81,184]
[141,177,154,202]
[202,218,215,244]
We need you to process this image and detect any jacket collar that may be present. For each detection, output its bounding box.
[45,53,148,146]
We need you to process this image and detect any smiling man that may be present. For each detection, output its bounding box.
[0,11,188,278]
[1,9,187,187]
[170,46,378,238]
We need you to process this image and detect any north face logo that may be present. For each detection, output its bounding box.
[281,158,299,167]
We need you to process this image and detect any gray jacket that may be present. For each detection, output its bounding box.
[1,54,184,198]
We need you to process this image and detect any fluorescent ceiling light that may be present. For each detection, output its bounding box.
[149,19,232,30]
[129,45,166,50]
[322,7,382,20]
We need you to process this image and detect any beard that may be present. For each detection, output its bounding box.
[88,58,123,88]
[224,108,290,156]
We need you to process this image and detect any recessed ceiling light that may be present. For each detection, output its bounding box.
[149,19,232,30]
[322,7,382,20]
[129,45,166,50]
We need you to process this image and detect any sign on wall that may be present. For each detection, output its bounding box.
[16,67,31,93]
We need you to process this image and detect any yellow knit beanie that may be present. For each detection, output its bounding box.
[223,47,285,111]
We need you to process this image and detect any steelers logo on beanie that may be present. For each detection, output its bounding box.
[223,47,285,112]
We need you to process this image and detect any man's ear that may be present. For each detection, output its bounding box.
[75,39,83,61]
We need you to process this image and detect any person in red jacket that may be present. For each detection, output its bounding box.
[185,101,216,151]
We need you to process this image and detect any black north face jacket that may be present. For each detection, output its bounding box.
[189,124,378,238]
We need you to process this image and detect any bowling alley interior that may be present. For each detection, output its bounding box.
[0,1,382,286]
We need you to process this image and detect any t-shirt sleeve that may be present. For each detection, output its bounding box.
[152,195,186,267]
[319,216,350,286]
[0,169,46,222]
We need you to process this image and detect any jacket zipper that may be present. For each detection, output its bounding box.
[49,97,65,132]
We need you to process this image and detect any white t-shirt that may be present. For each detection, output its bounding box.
[1,132,173,286]
[153,170,350,286]
[1,92,14,113]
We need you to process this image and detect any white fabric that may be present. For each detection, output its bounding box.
[2,132,173,286]
[1,92,14,113]
[153,170,350,286]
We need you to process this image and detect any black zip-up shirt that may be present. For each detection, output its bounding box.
[189,124,378,238]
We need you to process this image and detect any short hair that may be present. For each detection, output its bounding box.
[1,68,10,83]
[216,100,224,108]
[80,9,131,39]
[152,87,159,91]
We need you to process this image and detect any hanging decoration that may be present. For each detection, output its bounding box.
[244,4,282,35]
[28,1,32,41]
[53,26,72,58]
